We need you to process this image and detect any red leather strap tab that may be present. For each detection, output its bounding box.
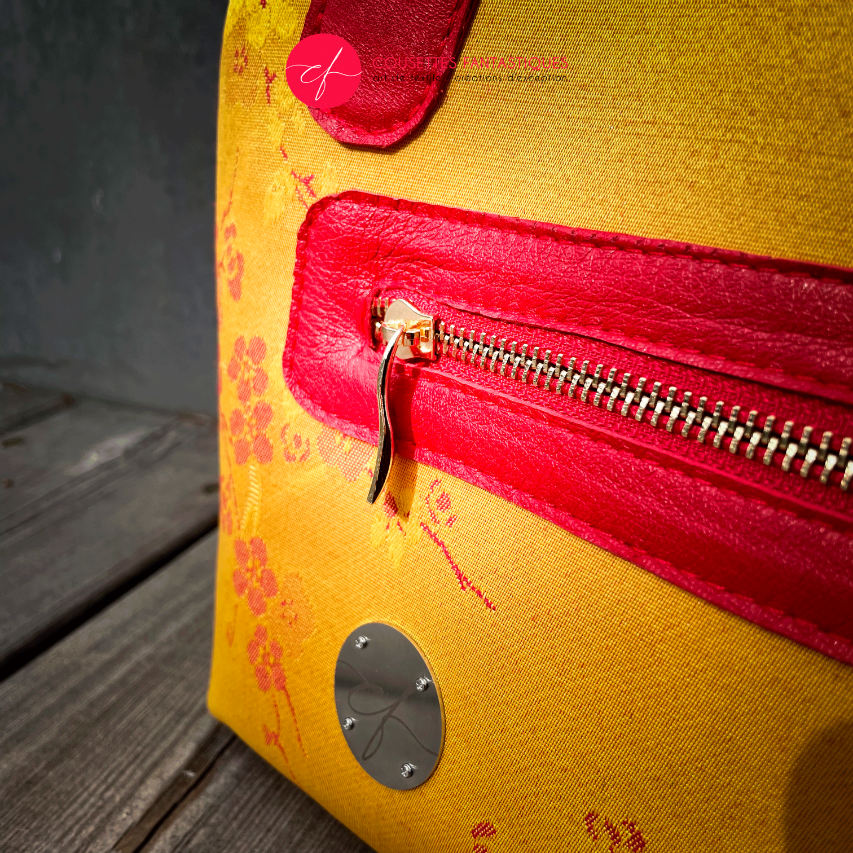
[284,192,853,665]
[300,0,477,147]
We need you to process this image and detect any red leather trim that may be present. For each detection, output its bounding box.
[300,0,477,147]
[283,191,853,665]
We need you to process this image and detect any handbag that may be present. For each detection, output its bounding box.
[209,1,853,850]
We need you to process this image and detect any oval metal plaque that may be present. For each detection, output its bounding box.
[334,622,443,790]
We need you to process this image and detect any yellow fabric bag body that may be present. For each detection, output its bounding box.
[209,2,853,850]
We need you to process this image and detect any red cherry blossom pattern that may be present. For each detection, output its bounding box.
[247,624,286,691]
[281,423,310,463]
[471,821,497,853]
[379,490,405,535]
[420,479,495,611]
[233,536,277,615]
[217,176,244,302]
[227,335,274,465]
[584,812,647,852]
[233,42,249,74]
[252,625,306,768]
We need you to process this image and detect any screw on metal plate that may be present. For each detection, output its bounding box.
[335,623,443,790]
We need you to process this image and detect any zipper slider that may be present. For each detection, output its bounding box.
[367,299,436,503]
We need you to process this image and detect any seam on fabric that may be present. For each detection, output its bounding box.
[335,191,853,282]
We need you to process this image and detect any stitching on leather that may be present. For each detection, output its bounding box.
[386,284,853,397]
[306,0,467,138]
[391,375,853,647]
[291,197,853,541]
[333,192,853,390]
[496,471,853,653]
[396,359,853,536]
[360,194,852,285]
[293,194,853,530]
[286,198,853,656]
[288,349,853,651]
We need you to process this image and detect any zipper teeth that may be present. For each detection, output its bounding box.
[371,299,853,492]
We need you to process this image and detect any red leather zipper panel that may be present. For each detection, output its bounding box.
[283,191,853,664]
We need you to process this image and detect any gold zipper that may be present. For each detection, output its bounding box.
[366,297,853,503]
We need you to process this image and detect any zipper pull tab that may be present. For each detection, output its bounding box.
[367,299,435,504]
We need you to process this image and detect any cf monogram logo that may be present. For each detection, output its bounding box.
[286,34,362,109]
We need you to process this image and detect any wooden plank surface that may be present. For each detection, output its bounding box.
[0,534,221,853]
[0,406,219,677]
[137,739,372,853]
[0,527,370,853]
[0,399,174,530]
[0,381,70,434]
[0,389,369,851]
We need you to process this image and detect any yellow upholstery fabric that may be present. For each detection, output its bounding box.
[209,2,853,850]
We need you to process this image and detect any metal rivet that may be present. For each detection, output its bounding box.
[354,635,369,649]
[414,677,430,692]
[342,717,356,731]
[400,763,416,778]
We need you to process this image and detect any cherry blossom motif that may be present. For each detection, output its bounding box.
[382,491,405,534]
[425,480,458,529]
[281,423,310,463]
[249,625,306,763]
[233,537,277,615]
[317,426,370,482]
[584,812,646,852]
[247,624,286,690]
[223,24,262,109]
[233,42,249,74]
[290,168,317,209]
[620,822,647,852]
[262,700,293,772]
[419,479,495,611]
[268,573,315,659]
[264,66,277,104]
[217,170,244,302]
[471,821,497,853]
[227,336,274,465]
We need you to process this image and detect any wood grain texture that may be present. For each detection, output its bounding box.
[0,410,219,676]
[0,382,70,434]
[0,534,220,853]
[114,725,234,853]
[139,739,373,853]
[0,393,368,851]
[0,399,173,531]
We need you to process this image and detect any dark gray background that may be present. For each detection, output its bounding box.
[1,0,226,414]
